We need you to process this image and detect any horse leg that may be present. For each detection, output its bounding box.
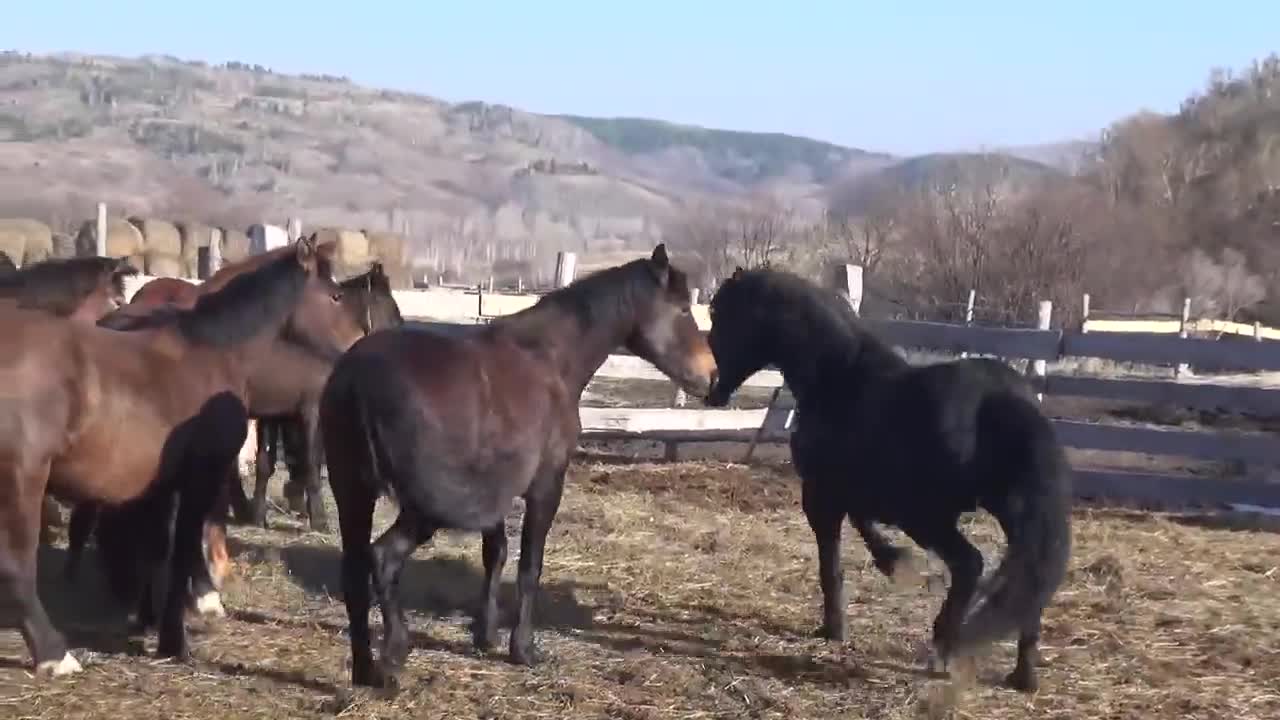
[278,418,308,516]
[188,474,234,619]
[802,479,847,642]
[64,503,98,581]
[473,520,509,652]
[0,462,80,677]
[332,474,380,687]
[251,419,278,528]
[908,522,984,673]
[851,517,909,578]
[510,466,566,666]
[370,511,435,682]
[298,411,330,533]
[985,499,1044,692]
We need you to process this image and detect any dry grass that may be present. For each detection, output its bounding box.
[5,460,1280,719]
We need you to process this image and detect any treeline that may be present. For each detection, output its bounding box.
[668,54,1280,328]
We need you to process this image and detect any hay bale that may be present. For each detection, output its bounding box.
[220,227,251,264]
[364,230,407,267]
[76,217,144,258]
[128,217,182,256]
[145,252,183,278]
[0,218,54,265]
[176,221,217,278]
[311,227,369,267]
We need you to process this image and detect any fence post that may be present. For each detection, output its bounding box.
[1255,321,1263,342]
[830,263,864,315]
[1030,300,1052,402]
[95,202,107,257]
[1081,293,1091,332]
[960,288,976,358]
[287,217,302,240]
[1176,297,1192,378]
[554,251,577,289]
[207,226,222,274]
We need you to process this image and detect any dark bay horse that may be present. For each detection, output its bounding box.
[702,267,1072,692]
[239,262,405,526]
[0,238,363,677]
[319,244,717,689]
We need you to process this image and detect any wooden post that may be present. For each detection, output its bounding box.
[1176,297,1192,378]
[960,289,976,358]
[1030,300,1052,401]
[207,226,222,274]
[487,276,494,293]
[287,217,302,240]
[476,282,483,320]
[1255,321,1263,342]
[689,288,701,305]
[1081,293,1091,332]
[517,276,524,294]
[830,263,864,315]
[95,202,107,257]
[554,251,577,288]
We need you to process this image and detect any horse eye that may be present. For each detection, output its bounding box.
[331,292,343,302]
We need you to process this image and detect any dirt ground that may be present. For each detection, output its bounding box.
[4,460,1280,720]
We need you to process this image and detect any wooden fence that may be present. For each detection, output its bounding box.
[124,257,1280,511]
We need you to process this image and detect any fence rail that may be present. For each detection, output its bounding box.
[122,264,1280,511]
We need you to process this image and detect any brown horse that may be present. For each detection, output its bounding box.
[241,262,405,525]
[0,237,363,677]
[101,244,374,532]
[319,244,716,689]
[0,254,140,540]
[0,253,137,324]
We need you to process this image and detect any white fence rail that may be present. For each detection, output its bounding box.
[123,263,1280,510]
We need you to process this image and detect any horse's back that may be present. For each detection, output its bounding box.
[323,325,566,528]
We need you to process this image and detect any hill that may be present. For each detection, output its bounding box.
[0,50,907,280]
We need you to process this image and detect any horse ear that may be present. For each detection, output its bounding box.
[113,257,139,276]
[294,237,315,264]
[371,261,385,277]
[651,243,670,269]
[731,266,745,280]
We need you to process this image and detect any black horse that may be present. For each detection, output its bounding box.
[319,244,717,690]
[703,267,1072,692]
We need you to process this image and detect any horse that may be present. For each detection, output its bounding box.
[79,243,370,534]
[0,254,140,541]
[0,253,137,324]
[238,262,405,526]
[0,236,364,677]
[319,244,716,689]
[702,267,1072,693]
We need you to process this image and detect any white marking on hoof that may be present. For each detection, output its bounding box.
[37,652,83,677]
[195,591,226,618]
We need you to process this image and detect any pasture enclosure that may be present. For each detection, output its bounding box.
[122,256,1280,511]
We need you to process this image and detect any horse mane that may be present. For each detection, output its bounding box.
[499,256,690,341]
[0,251,16,275]
[177,248,310,346]
[0,256,138,317]
[714,268,904,374]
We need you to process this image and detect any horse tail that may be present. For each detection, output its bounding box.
[949,391,1073,656]
[322,352,409,504]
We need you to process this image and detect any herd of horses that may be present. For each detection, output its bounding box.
[0,240,1073,699]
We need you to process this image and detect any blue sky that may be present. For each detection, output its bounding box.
[6,1,1278,155]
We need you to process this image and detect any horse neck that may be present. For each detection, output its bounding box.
[504,282,640,397]
[773,321,907,415]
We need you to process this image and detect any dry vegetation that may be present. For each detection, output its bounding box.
[5,461,1279,720]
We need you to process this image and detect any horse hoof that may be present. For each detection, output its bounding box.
[812,623,846,642]
[509,643,545,666]
[194,591,227,618]
[156,633,190,662]
[875,547,909,578]
[926,648,949,676]
[36,652,83,678]
[1005,668,1038,693]
[353,663,399,694]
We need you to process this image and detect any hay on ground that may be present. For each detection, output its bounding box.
[6,459,1279,720]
